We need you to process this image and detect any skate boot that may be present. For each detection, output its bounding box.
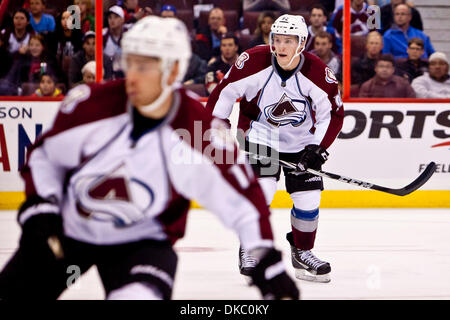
[286,232,331,283]
[238,246,258,285]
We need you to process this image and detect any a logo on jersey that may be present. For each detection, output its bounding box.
[60,84,91,114]
[73,164,154,227]
[264,93,307,127]
[325,67,338,84]
[235,52,249,69]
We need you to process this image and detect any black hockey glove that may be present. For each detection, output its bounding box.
[249,248,300,300]
[18,197,65,259]
[297,144,329,171]
[20,213,65,259]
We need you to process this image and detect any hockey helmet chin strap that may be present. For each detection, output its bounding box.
[139,59,175,114]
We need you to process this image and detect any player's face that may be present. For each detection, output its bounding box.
[124,54,163,108]
[273,34,301,69]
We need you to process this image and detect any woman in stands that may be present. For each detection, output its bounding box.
[0,8,35,55]
[6,34,62,93]
[46,10,84,87]
[248,11,276,49]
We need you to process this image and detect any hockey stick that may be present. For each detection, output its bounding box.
[244,151,436,196]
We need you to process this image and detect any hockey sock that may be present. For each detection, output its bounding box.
[290,206,319,250]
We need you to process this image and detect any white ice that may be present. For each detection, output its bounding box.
[1,208,449,300]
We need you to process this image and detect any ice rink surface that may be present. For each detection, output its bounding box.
[1,208,449,300]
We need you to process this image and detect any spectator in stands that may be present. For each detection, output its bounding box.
[7,34,61,89]
[28,0,55,34]
[81,60,97,84]
[312,31,340,75]
[396,37,428,83]
[243,0,290,12]
[0,8,34,55]
[183,54,208,85]
[74,0,95,34]
[382,4,434,59]
[121,0,152,23]
[194,8,227,61]
[160,5,176,18]
[47,10,83,79]
[380,0,423,34]
[248,11,276,48]
[330,0,373,42]
[103,5,129,78]
[412,52,450,98]
[305,4,339,53]
[31,72,63,97]
[359,54,416,97]
[69,31,112,88]
[205,33,239,95]
[351,31,383,87]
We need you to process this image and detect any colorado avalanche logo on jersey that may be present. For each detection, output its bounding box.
[73,164,154,227]
[235,52,249,69]
[264,93,307,127]
[325,67,338,84]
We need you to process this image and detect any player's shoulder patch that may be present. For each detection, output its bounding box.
[325,67,338,84]
[60,84,91,114]
[235,52,250,70]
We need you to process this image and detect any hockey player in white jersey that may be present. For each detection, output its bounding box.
[206,14,344,283]
[0,16,299,300]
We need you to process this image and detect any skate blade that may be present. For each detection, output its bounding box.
[295,269,331,283]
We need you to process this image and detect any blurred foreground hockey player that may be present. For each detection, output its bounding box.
[206,14,344,283]
[0,16,298,300]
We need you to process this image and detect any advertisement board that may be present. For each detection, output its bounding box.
[0,101,449,208]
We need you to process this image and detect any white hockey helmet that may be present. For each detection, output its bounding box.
[121,16,192,111]
[269,14,308,67]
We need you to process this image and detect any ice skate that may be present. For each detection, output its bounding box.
[286,232,331,283]
[238,246,258,285]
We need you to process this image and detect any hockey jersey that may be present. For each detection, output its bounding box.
[206,45,344,153]
[19,80,273,249]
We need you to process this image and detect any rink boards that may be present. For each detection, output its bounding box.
[0,100,449,209]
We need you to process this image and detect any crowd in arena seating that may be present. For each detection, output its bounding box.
[0,0,449,98]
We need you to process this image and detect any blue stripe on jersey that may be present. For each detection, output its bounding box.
[295,74,314,117]
[291,206,319,221]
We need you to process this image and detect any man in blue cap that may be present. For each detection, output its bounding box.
[160,5,176,18]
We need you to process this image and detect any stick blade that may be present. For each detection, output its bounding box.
[392,162,436,196]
